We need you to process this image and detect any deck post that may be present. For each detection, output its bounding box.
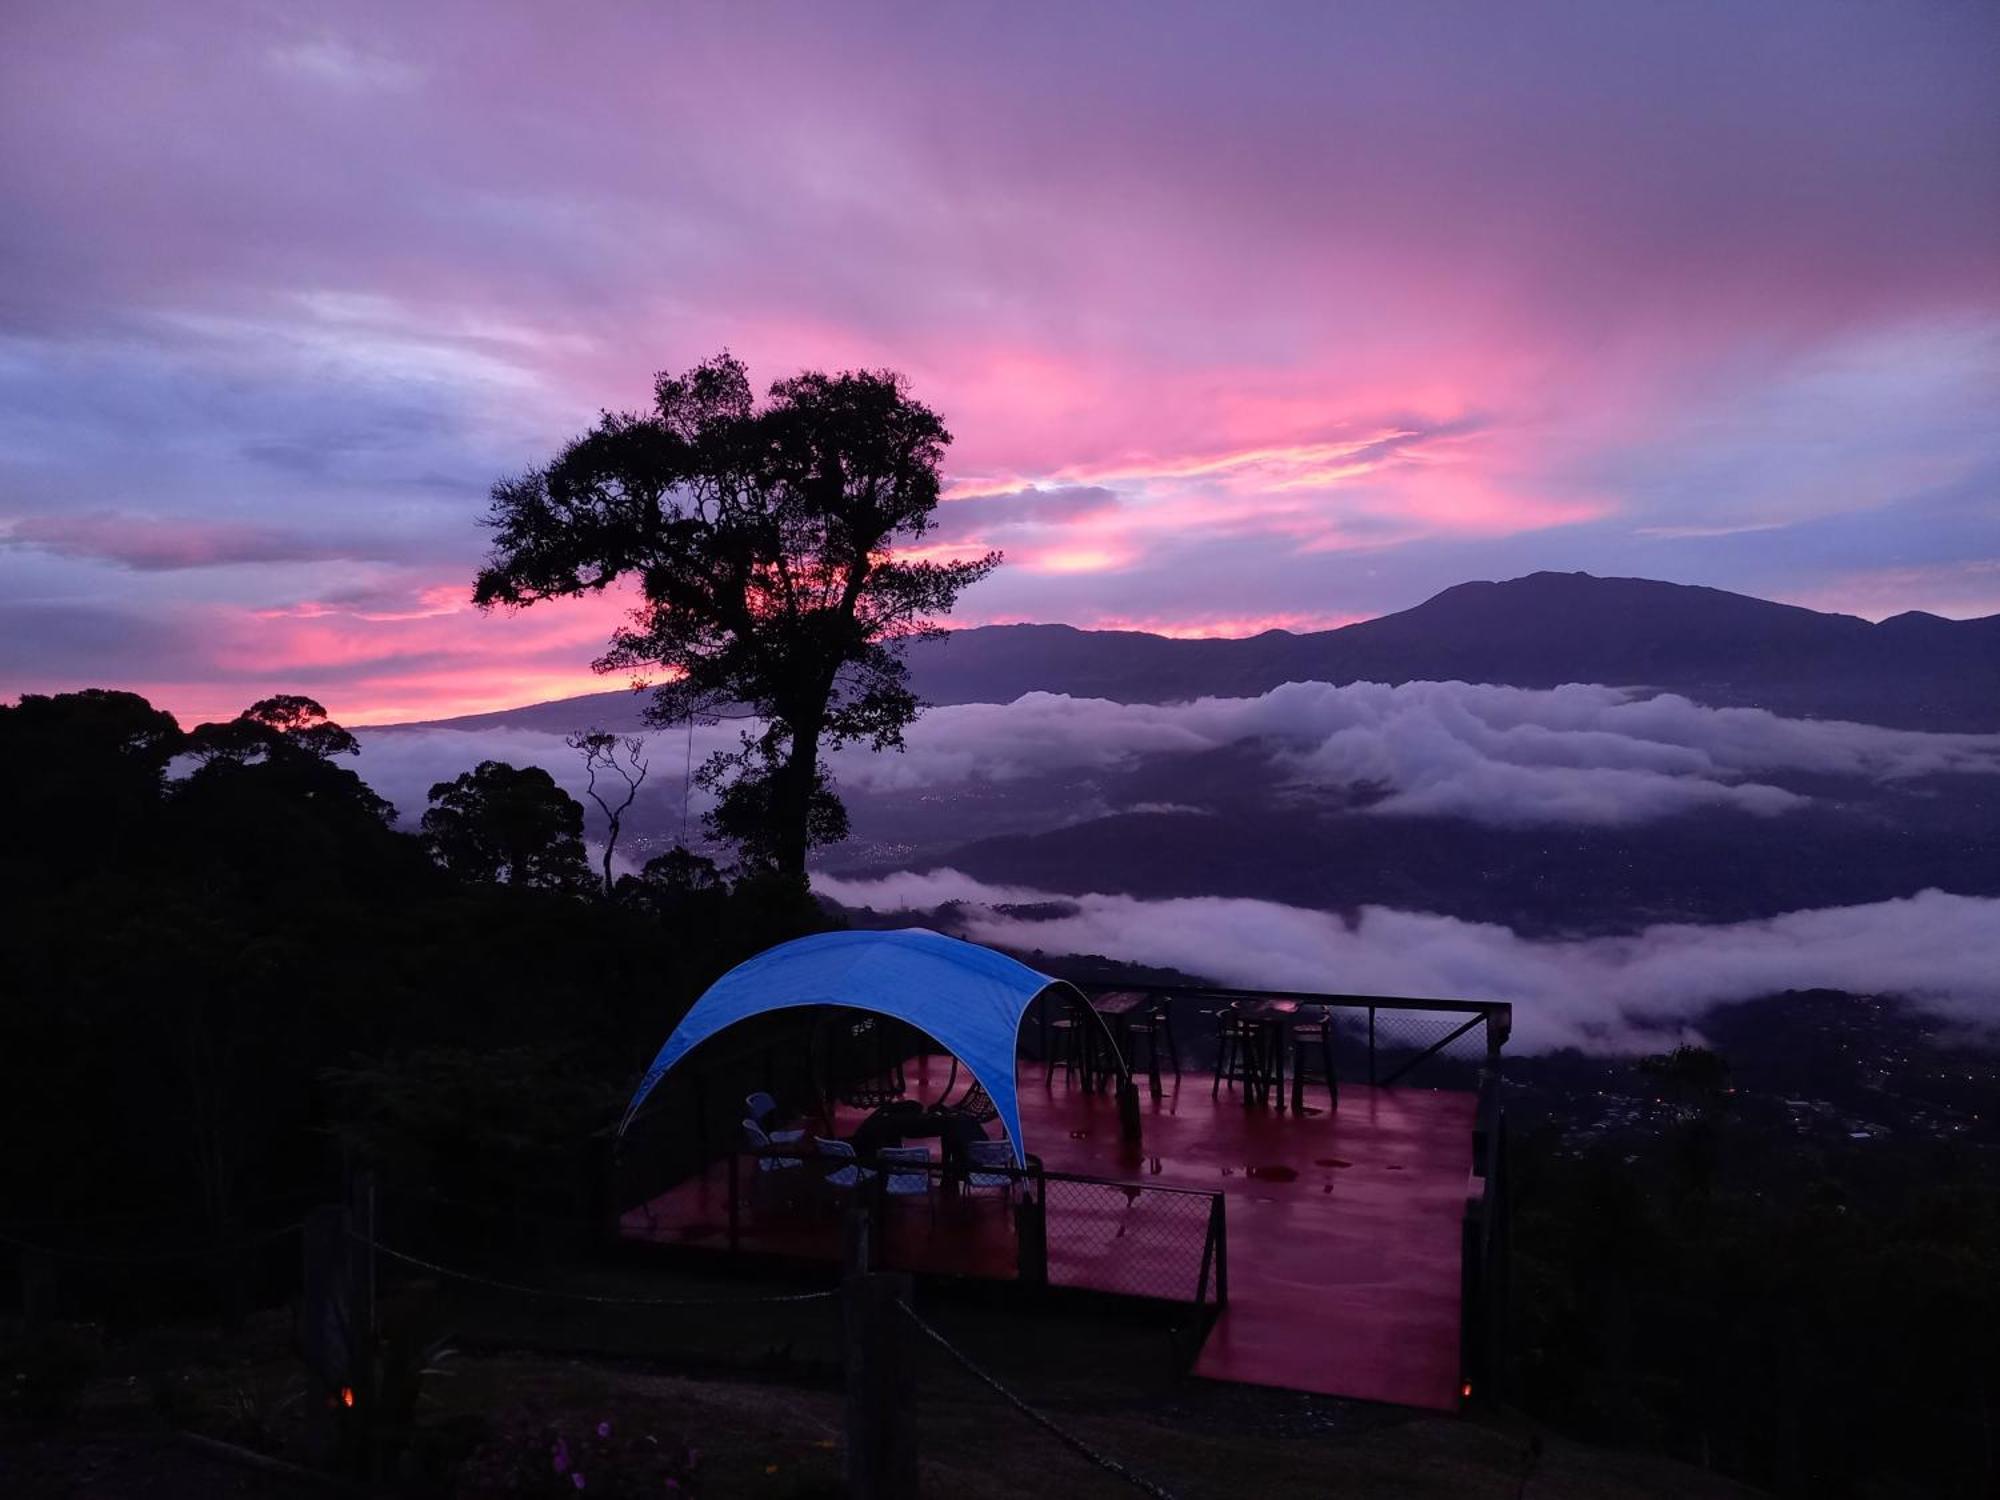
[1116,1076,1143,1148]
[843,1270,917,1500]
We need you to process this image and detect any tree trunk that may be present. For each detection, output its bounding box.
[776,721,820,881]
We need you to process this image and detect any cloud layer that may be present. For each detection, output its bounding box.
[824,681,2000,828]
[353,681,2000,839]
[812,868,2000,1053]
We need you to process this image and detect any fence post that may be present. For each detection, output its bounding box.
[1459,1200,1484,1405]
[348,1170,375,1361]
[1015,1161,1048,1291]
[843,1270,917,1500]
[727,1150,742,1254]
[1212,1194,1228,1309]
[300,1204,354,1472]
[1367,1005,1377,1087]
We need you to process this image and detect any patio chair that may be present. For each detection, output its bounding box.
[813,1136,876,1191]
[876,1145,936,1222]
[741,1119,807,1216]
[742,1118,806,1170]
[961,1140,1016,1212]
[940,1078,1000,1125]
[746,1091,808,1142]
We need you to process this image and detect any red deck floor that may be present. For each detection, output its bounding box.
[623,1057,1477,1411]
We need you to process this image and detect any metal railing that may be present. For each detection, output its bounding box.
[1067,980,1509,1090]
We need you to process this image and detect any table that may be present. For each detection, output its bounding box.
[1227,1000,1328,1109]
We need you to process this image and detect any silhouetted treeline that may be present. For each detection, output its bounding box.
[0,689,823,1272]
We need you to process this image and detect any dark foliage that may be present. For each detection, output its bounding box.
[1510,1060,2000,1498]
[0,688,828,1301]
[421,760,593,890]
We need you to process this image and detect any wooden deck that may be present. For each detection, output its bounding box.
[622,1055,1477,1411]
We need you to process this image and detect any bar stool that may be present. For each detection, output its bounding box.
[1047,1002,1107,1088]
[1043,999,1078,1084]
[1247,1013,1285,1108]
[1123,996,1181,1097]
[1289,1005,1338,1111]
[1072,1013,1119,1093]
[1212,1003,1253,1097]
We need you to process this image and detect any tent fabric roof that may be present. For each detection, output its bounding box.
[617,928,1075,1164]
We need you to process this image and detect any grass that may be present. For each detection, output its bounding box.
[3,1250,1763,1498]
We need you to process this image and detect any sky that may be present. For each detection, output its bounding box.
[2,1,1997,726]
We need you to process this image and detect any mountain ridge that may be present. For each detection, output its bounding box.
[371,571,2000,734]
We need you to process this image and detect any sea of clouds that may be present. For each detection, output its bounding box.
[356,678,2000,831]
[347,682,2000,1050]
[813,868,2000,1054]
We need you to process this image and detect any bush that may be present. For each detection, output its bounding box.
[5,1323,104,1423]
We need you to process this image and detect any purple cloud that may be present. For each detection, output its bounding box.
[0,2,1994,721]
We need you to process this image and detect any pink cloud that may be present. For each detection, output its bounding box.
[1,3,1993,723]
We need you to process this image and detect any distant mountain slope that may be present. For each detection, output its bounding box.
[375,572,2000,733]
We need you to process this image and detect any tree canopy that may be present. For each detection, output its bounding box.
[422,760,592,890]
[474,352,998,878]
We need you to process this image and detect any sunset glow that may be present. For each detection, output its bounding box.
[2,3,1995,726]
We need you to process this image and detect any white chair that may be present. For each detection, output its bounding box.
[742,1119,805,1171]
[813,1136,875,1191]
[962,1140,1015,1208]
[877,1145,936,1223]
[742,1119,806,1217]
[746,1092,806,1143]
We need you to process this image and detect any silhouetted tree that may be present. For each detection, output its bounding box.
[421,761,591,890]
[0,688,184,873]
[187,694,361,763]
[566,728,649,896]
[473,351,998,879]
[180,695,394,832]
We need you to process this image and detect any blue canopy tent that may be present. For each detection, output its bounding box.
[617,928,1120,1165]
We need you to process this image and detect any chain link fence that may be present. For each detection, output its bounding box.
[1038,1172,1224,1308]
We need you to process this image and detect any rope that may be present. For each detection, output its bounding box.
[0,1219,308,1266]
[898,1301,1180,1500]
[681,714,695,845]
[349,1231,838,1308]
